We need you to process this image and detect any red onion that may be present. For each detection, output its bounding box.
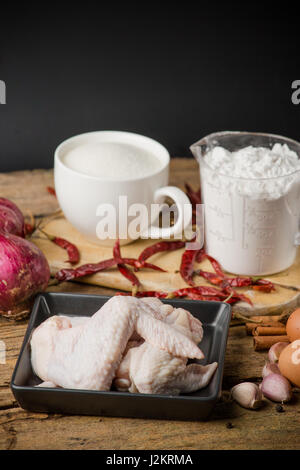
[0,231,50,312]
[261,373,292,403]
[262,362,281,378]
[0,197,25,237]
[268,342,289,363]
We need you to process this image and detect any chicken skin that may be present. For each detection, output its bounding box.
[114,298,218,395]
[31,296,204,391]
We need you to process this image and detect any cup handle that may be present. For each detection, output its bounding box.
[141,186,193,239]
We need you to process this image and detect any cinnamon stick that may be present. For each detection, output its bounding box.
[252,326,286,336]
[253,335,290,351]
[246,321,284,335]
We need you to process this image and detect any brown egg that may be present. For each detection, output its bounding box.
[278,340,300,387]
[286,308,300,342]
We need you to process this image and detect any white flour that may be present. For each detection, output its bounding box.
[203,143,300,200]
[63,142,162,180]
[199,143,300,275]
[204,143,300,179]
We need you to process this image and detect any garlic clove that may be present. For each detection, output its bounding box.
[262,362,281,378]
[268,342,289,363]
[261,373,292,403]
[231,382,263,409]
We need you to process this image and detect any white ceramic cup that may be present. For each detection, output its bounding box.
[54,131,192,246]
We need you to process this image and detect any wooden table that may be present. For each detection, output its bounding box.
[0,160,299,450]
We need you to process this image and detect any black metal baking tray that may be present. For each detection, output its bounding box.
[11,293,231,421]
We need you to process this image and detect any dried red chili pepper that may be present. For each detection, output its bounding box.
[205,255,225,278]
[224,297,239,305]
[54,237,79,264]
[115,290,168,298]
[171,284,252,305]
[40,229,80,265]
[137,291,168,298]
[225,277,253,288]
[24,223,35,236]
[55,238,167,284]
[195,249,205,263]
[184,292,206,300]
[206,296,226,302]
[115,285,251,305]
[113,240,140,287]
[195,269,224,286]
[235,293,253,305]
[224,276,275,292]
[185,292,222,301]
[179,249,200,286]
[185,183,201,224]
[252,285,274,293]
[138,240,185,264]
[196,249,225,278]
[166,288,188,298]
[112,238,165,272]
[22,210,36,238]
[117,263,140,287]
[113,238,122,262]
[195,250,275,294]
[221,285,253,306]
[55,258,116,281]
[252,278,275,292]
[197,270,250,289]
[47,186,57,197]
[184,183,201,205]
[169,286,227,299]
[122,258,166,272]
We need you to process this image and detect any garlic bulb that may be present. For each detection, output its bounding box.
[262,362,281,378]
[231,382,263,409]
[268,342,289,363]
[261,373,292,403]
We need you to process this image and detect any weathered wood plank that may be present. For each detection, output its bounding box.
[0,395,299,450]
[0,323,28,409]
[0,169,58,216]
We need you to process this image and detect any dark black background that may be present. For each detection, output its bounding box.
[0,2,299,172]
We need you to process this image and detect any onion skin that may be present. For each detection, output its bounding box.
[261,373,292,403]
[0,231,50,312]
[268,342,289,363]
[262,362,281,378]
[0,198,25,237]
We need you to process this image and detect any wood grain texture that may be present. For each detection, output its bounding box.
[1,314,300,450]
[0,162,300,450]
[0,169,58,216]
